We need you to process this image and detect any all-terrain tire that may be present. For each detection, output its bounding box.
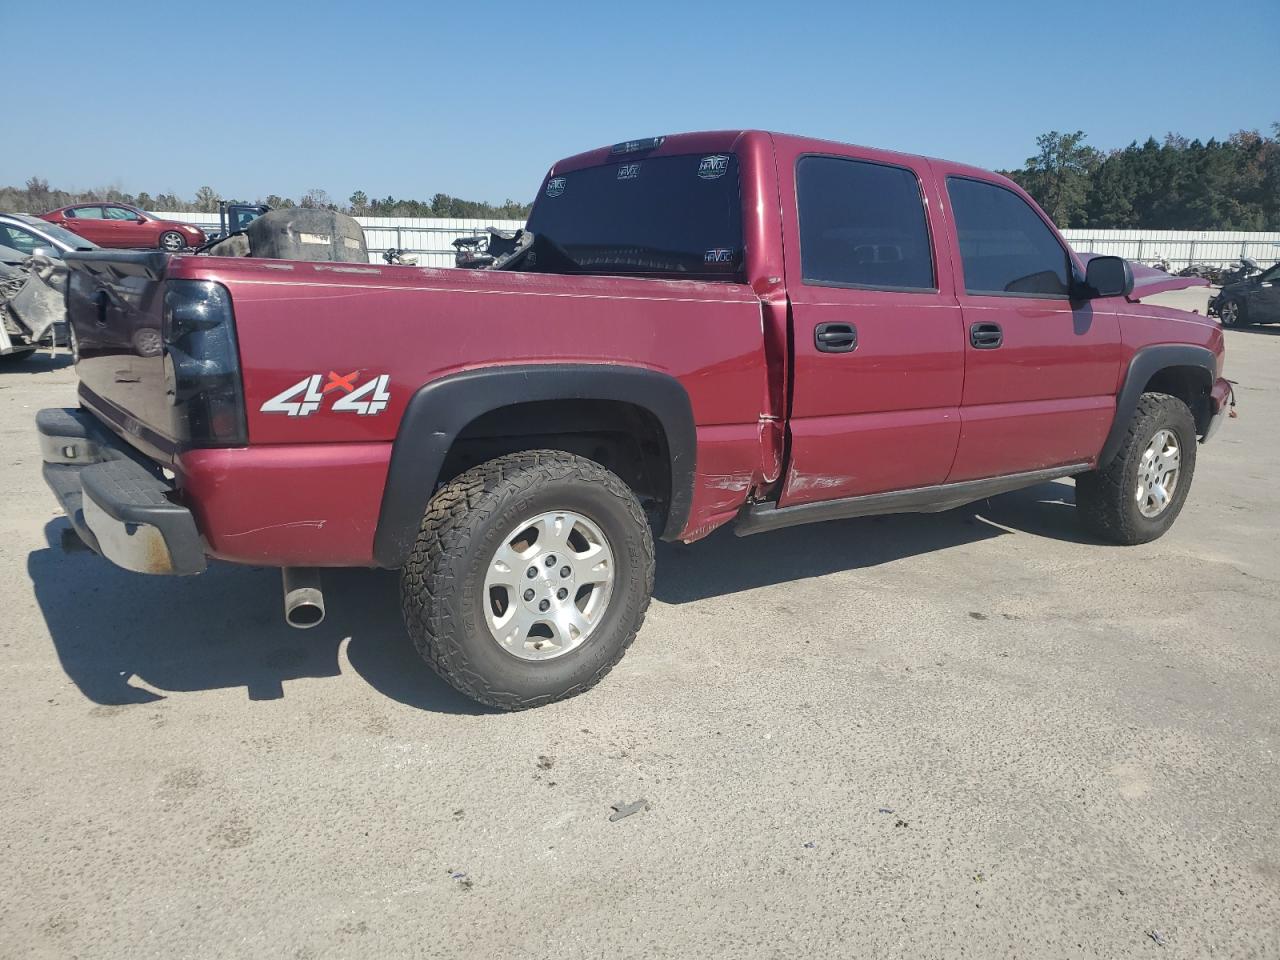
[1075,392,1197,545]
[400,450,655,710]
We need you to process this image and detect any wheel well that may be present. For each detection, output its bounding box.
[1144,365,1212,434]
[437,399,673,528]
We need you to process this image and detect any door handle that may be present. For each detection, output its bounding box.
[815,322,857,353]
[970,322,1003,349]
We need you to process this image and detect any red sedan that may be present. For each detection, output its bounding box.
[40,203,206,252]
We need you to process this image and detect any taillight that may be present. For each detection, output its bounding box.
[162,279,247,446]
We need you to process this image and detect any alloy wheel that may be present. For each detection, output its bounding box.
[482,510,615,661]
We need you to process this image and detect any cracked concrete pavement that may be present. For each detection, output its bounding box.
[1,297,1278,958]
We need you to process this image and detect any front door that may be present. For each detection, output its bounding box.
[777,144,965,507]
[936,170,1122,482]
[1250,264,1280,323]
[101,205,151,248]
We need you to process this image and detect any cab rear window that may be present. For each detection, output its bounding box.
[526,153,743,280]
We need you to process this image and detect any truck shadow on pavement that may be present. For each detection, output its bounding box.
[29,480,1090,712]
[654,478,1093,603]
[28,521,488,714]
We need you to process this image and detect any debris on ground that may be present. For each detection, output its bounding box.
[536,755,555,770]
[449,871,473,890]
[609,799,649,822]
[803,841,816,849]
[878,807,895,814]
[1147,929,1168,947]
[894,818,910,828]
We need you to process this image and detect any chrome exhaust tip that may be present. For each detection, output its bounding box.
[282,567,325,629]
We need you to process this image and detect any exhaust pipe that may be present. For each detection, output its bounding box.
[282,567,325,629]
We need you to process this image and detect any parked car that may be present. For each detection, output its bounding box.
[37,130,1233,709]
[0,213,98,264]
[39,203,206,252]
[1211,261,1280,326]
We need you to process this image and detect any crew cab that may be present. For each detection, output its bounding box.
[37,131,1234,709]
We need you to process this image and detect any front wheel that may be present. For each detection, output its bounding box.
[400,451,655,710]
[1219,298,1248,327]
[158,231,186,252]
[1075,392,1197,545]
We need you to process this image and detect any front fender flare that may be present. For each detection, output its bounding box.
[372,363,696,568]
[1098,344,1216,468]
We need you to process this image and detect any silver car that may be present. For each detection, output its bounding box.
[0,212,99,264]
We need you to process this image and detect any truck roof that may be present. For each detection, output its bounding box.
[547,130,1014,189]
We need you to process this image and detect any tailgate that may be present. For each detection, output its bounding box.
[64,250,176,458]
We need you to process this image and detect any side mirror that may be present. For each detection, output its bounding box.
[1081,255,1134,299]
[134,216,146,223]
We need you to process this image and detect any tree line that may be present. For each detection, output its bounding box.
[1003,124,1280,230]
[0,178,533,221]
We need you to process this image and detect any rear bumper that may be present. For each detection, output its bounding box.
[1202,377,1235,443]
[37,408,206,575]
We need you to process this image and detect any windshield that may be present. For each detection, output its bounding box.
[525,153,743,281]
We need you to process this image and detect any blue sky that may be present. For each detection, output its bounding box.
[4,0,1276,205]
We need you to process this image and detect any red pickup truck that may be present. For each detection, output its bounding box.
[38,131,1233,709]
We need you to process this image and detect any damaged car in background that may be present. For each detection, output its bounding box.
[0,213,96,361]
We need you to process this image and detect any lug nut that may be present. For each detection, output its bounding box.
[556,588,568,600]
[538,599,550,612]
[545,555,557,567]
[560,566,571,578]
[523,589,535,601]
[526,566,537,579]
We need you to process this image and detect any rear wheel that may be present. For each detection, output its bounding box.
[159,231,186,252]
[400,451,655,710]
[1075,392,1197,545]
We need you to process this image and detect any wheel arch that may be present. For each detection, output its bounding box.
[372,364,696,568]
[1099,345,1216,468]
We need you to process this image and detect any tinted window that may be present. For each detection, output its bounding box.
[947,178,1070,296]
[104,206,139,220]
[796,156,934,291]
[68,206,105,219]
[525,153,742,280]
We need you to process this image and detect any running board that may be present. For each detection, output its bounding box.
[733,464,1090,537]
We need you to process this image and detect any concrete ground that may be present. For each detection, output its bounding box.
[2,298,1278,959]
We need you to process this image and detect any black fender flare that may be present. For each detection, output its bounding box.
[1098,344,1216,468]
[373,363,696,568]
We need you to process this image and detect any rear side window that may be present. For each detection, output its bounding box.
[946,177,1071,297]
[68,206,105,219]
[796,156,935,291]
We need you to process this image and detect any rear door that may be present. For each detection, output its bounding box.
[776,141,964,507]
[62,206,109,245]
[936,170,1121,481]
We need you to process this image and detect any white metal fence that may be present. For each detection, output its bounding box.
[1060,229,1280,270]
[154,213,1280,271]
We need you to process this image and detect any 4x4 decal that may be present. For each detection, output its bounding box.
[261,372,391,417]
